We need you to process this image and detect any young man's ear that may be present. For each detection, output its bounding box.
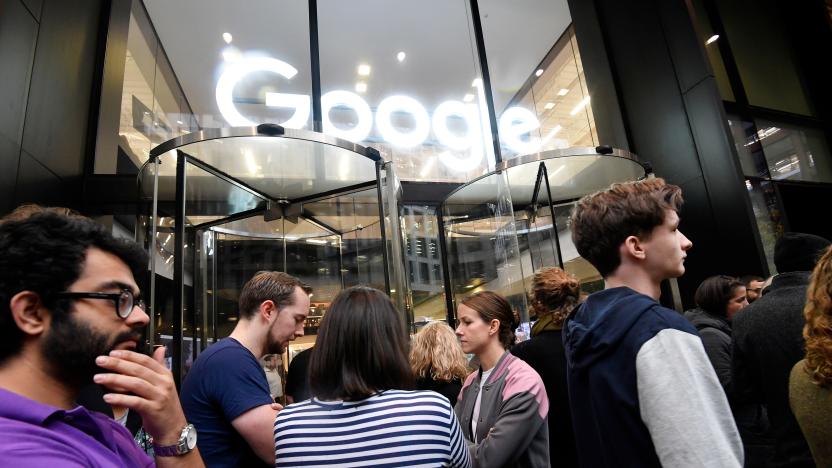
[259,300,277,322]
[9,291,50,337]
[622,235,647,261]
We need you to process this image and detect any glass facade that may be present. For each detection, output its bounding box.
[442,149,646,322]
[88,0,831,373]
[729,115,831,270]
[102,1,600,184]
[107,1,196,175]
[138,129,407,381]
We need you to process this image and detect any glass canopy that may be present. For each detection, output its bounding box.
[441,147,646,328]
[138,126,409,385]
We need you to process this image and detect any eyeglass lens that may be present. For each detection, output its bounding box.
[118,290,134,318]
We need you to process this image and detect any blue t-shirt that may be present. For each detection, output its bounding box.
[181,338,273,467]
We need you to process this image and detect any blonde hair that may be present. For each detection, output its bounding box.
[410,321,469,383]
[803,245,832,387]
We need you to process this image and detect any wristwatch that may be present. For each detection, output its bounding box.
[153,424,197,457]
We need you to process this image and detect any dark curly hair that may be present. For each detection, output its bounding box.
[803,246,832,388]
[460,291,516,349]
[530,267,580,328]
[0,209,148,364]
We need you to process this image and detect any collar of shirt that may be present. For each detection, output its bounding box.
[0,388,125,454]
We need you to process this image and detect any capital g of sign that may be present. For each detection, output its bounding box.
[215,56,542,172]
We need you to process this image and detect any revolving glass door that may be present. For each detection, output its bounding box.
[138,126,409,384]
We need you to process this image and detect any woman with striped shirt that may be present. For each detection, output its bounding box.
[274,286,471,468]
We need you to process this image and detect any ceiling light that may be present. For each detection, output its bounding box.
[705,34,719,45]
[357,64,371,76]
[463,93,475,102]
[176,120,183,125]
[471,78,482,88]
[222,32,232,44]
[570,95,591,116]
[544,102,555,110]
[535,69,544,77]
[355,81,367,93]
[397,51,406,62]
[557,88,569,96]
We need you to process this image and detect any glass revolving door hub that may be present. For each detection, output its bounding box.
[138,126,407,385]
[440,146,647,333]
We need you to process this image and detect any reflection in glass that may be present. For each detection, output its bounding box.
[403,206,447,324]
[482,17,597,160]
[753,120,832,183]
[143,0,312,131]
[318,0,491,182]
[442,150,646,323]
[113,2,196,175]
[745,178,781,274]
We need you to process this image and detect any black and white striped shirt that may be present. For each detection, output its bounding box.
[274,390,471,467]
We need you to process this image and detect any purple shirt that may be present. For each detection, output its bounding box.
[0,388,153,467]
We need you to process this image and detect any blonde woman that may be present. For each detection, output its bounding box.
[410,321,469,405]
[790,245,832,467]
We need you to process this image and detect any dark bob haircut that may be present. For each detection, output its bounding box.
[308,286,413,400]
[694,275,744,317]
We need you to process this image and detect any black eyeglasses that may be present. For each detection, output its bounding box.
[54,289,146,319]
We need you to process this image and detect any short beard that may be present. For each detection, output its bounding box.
[41,311,142,390]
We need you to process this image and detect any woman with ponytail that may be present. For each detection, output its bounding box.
[454,291,550,468]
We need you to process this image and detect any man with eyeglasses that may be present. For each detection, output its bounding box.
[0,207,202,467]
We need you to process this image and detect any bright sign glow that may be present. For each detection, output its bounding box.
[321,90,373,142]
[376,95,431,148]
[216,56,310,128]
[216,56,547,168]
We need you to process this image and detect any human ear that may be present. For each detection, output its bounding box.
[623,235,646,260]
[260,300,277,322]
[489,319,500,336]
[9,291,49,337]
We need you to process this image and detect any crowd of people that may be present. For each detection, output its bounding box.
[0,177,831,467]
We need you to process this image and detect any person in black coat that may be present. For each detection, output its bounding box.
[511,267,580,468]
[732,232,831,468]
[686,275,773,467]
[409,321,469,405]
[686,275,748,388]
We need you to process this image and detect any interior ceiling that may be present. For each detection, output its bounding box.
[143,0,571,127]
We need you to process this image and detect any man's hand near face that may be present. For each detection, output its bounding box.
[94,347,204,468]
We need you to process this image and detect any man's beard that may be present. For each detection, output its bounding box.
[41,312,144,389]
[265,327,287,355]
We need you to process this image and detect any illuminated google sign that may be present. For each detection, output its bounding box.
[216,56,542,171]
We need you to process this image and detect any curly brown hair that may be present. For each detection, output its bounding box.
[530,267,580,328]
[803,245,832,388]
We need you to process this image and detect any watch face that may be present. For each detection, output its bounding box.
[185,424,198,450]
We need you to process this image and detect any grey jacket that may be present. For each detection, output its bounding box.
[455,351,550,468]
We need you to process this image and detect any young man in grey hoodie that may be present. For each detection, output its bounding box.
[562,178,743,468]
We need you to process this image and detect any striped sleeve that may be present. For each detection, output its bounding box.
[274,390,471,468]
[448,400,472,468]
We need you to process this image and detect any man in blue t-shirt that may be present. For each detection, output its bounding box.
[562,178,743,468]
[181,271,311,467]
